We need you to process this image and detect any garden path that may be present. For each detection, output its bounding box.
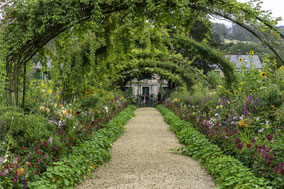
[76,107,214,189]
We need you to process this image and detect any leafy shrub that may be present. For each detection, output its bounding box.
[2,112,54,153]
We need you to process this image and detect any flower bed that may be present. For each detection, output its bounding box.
[0,91,131,188]
[27,105,137,188]
[156,105,271,188]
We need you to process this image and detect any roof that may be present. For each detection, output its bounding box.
[225,55,262,69]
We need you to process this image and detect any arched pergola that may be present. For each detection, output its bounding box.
[1,0,283,105]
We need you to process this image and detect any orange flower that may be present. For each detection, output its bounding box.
[17,168,24,175]
[238,120,244,126]
[53,177,56,182]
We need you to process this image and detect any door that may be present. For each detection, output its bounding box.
[142,87,149,96]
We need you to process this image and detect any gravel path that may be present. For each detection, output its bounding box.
[76,107,215,189]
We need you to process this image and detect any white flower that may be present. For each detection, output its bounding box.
[104,106,109,113]
[265,120,269,125]
[258,128,264,133]
[256,117,260,121]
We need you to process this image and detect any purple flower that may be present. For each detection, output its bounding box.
[280,162,284,167]
[274,166,280,174]
[13,177,18,183]
[44,154,48,158]
[251,138,256,143]
[264,153,270,159]
[244,110,249,116]
[247,144,251,148]
[237,144,243,150]
[0,172,5,177]
[34,171,38,175]
[266,134,272,141]
[235,138,241,144]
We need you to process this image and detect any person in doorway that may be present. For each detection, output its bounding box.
[150,94,154,106]
[143,94,146,106]
[157,92,161,103]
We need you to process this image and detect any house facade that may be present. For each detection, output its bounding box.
[213,55,263,75]
[125,75,169,99]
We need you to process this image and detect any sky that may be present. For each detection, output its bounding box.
[212,0,284,26]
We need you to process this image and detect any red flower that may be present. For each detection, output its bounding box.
[35,164,39,169]
[38,159,42,163]
[34,171,38,175]
[247,144,251,148]
[37,139,41,144]
[266,134,272,141]
[43,141,47,147]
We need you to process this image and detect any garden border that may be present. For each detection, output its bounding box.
[27,105,137,188]
[156,105,272,189]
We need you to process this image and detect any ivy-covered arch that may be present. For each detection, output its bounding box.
[171,36,235,86]
[1,0,283,105]
[110,66,187,91]
[110,59,197,89]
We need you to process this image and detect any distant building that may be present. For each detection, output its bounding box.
[125,75,168,99]
[213,55,263,75]
[31,60,52,79]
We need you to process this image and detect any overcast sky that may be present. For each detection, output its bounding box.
[212,0,284,26]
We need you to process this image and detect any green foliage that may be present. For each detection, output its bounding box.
[206,71,224,89]
[157,105,272,188]
[1,111,54,153]
[28,105,137,188]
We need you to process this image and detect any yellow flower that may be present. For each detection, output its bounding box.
[250,51,254,56]
[239,58,243,62]
[46,108,50,113]
[261,72,266,77]
[240,82,244,85]
[17,168,24,175]
[48,89,52,94]
[244,124,249,128]
[54,104,57,108]
[59,104,63,108]
[39,106,45,111]
[41,82,45,87]
[238,120,244,126]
